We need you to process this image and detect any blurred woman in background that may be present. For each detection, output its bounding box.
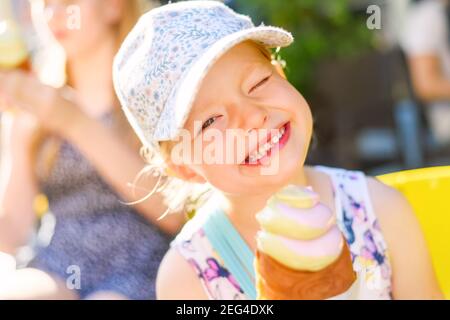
[0,0,184,299]
[402,0,450,147]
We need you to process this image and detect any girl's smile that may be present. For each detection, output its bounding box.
[242,121,291,167]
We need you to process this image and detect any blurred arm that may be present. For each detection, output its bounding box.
[408,55,450,102]
[156,247,209,300]
[62,110,185,236]
[0,113,39,255]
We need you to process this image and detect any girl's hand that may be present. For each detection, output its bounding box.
[0,70,83,135]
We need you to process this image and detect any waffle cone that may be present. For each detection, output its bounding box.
[255,242,356,300]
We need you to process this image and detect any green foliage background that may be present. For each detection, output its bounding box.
[232,0,376,95]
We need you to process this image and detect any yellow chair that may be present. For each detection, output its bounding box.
[378,166,450,299]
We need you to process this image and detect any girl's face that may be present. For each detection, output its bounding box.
[43,0,123,58]
[170,41,313,198]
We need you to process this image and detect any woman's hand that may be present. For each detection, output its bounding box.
[0,70,84,136]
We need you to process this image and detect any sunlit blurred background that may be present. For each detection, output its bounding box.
[220,0,450,175]
[3,0,449,176]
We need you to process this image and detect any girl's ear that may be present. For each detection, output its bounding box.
[272,60,287,79]
[166,161,207,184]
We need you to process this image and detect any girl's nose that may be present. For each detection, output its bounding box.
[241,104,269,133]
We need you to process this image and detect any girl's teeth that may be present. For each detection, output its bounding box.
[272,135,279,144]
[247,125,286,163]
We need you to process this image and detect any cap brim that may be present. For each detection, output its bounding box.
[154,26,294,141]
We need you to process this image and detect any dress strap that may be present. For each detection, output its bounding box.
[202,204,257,299]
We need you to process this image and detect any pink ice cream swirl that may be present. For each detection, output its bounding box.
[256,185,344,271]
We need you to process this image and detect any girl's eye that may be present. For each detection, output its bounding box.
[250,74,271,93]
[202,116,220,130]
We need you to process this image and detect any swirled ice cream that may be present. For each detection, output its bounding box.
[255,185,356,300]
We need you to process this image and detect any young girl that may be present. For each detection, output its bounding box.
[113,1,443,299]
[0,0,183,299]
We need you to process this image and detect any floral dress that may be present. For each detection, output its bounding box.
[171,166,393,300]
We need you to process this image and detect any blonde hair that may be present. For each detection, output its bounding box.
[137,141,213,220]
[30,0,151,179]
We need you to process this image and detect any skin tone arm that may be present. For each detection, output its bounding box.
[0,113,39,254]
[156,247,209,300]
[408,55,450,102]
[62,104,185,235]
[367,177,444,299]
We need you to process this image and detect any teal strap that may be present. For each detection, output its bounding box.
[202,206,257,299]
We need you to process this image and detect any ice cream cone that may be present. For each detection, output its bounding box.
[255,185,357,300]
[255,241,356,300]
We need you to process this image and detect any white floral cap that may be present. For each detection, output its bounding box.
[113,0,293,150]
